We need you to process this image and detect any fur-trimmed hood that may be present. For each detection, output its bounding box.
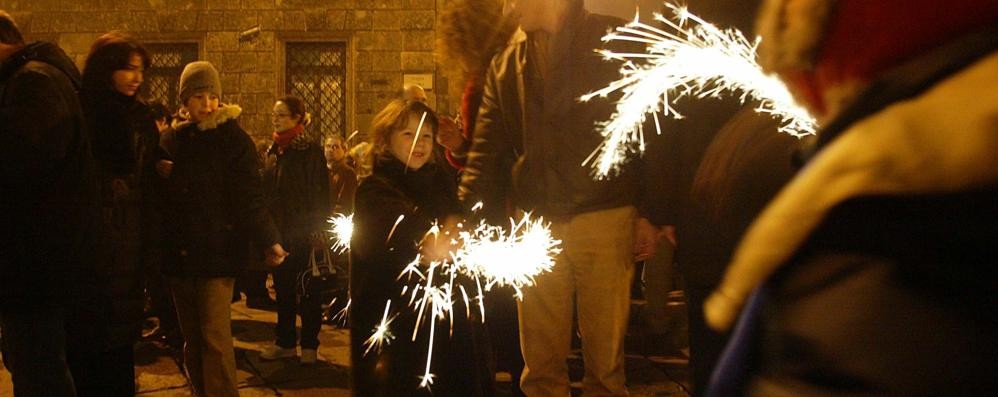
[704,52,998,331]
[172,104,242,132]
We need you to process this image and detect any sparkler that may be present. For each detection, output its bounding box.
[581,3,817,178]
[451,214,561,297]
[405,111,429,170]
[327,213,354,254]
[362,300,398,356]
[368,213,560,389]
[386,214,406,243]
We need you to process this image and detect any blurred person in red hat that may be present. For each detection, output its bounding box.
[705,1,998,395]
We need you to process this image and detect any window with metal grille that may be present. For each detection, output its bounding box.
[285,42,347,138]
[142,43,199,112]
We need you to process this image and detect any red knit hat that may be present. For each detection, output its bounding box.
[760,0,998,117]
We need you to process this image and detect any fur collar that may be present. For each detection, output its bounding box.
[172,104,242,131]
[705,52,998,331]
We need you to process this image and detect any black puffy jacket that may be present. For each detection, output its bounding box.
[158,105,280,278]
[263,135,330,247]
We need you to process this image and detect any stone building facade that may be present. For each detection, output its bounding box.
[0,0,452,142]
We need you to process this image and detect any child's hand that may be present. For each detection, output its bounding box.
[419,216,461,263]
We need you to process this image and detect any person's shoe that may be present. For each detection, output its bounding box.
[300,348,318,365]
[259,345,297,360]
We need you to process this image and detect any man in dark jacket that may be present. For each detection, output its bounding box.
[458,1,663,394]
[0,11,98,397]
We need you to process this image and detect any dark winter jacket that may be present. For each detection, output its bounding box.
[264,134,329,247]
[158,105,281,278]
[681,106,798,290]
[0,42,100,304]
[459,9,665,224]
[81,91,161,347]
[328,160,357,214]
[706,30,998,396]
[350,155,491,396]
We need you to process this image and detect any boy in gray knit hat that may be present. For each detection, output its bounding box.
[178,60,222,123]
[158,60,288,397]
[179,61,219,104]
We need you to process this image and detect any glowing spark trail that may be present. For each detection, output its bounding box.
[363,300,398,356]
[581,3,817,178]
[323,297,350,327]
[345,130,360,143]
[386,214,406,244]
[405,111,429,170]
[327,213,354,254]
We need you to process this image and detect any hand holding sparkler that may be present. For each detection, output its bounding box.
[418,216,462,264]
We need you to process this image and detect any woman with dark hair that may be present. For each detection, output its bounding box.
[258,95,331,365]
[73,30,158,396]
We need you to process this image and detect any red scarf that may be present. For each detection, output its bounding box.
[272,124,305,154]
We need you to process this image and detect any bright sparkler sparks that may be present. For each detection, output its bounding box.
[324,297,350,326]
[363,300,398,356]
[380,213,560,389]
[580,3,817,178]
[327,213,354,254]
[451,214,561,298]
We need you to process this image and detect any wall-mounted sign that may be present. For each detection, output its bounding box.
[403,73,434,91]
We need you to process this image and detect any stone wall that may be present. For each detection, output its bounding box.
[0,0,452,141]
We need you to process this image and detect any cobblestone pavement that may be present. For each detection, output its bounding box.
[1,299,690,397]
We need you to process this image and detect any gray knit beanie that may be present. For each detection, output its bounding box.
[178,61,221,104]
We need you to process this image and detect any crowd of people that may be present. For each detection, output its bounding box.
[2,0,997,396]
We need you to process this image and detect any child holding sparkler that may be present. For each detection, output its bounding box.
[350,99,493,396]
